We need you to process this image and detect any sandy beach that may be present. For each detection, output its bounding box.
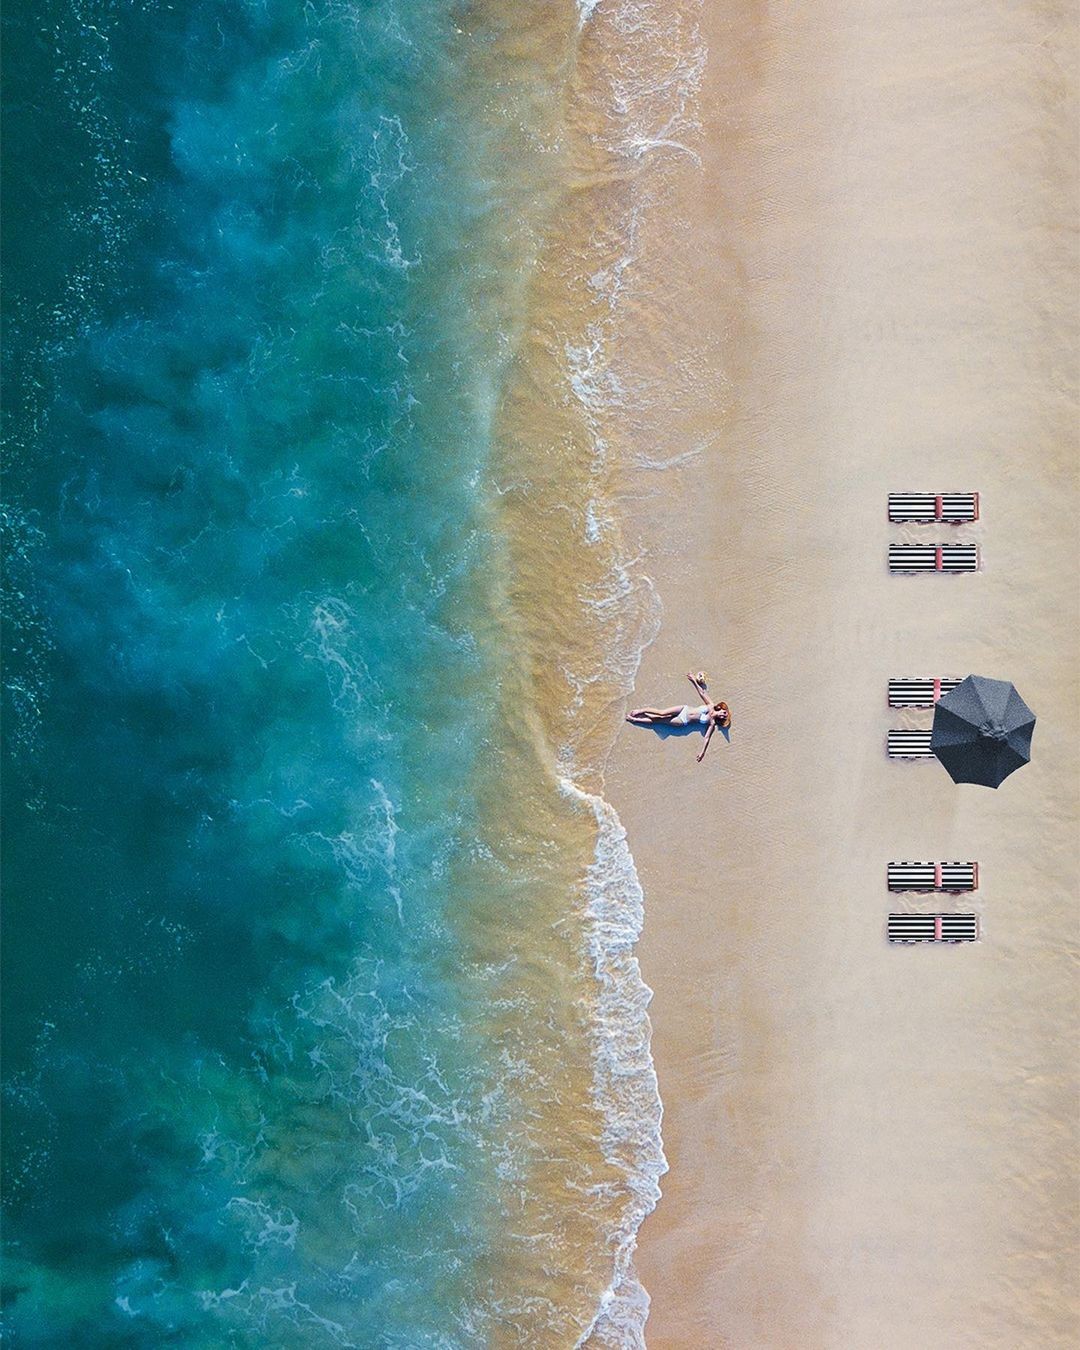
[599,3,1079,1345]
[3,0,1075,1340]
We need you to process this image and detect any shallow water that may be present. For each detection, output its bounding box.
[0,0,700,1341]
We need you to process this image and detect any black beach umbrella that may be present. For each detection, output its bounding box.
[931,675,1036,788]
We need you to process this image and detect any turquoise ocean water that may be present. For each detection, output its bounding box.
[1,0,672,1343]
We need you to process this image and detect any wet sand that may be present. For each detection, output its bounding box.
[603,3,1079,1345]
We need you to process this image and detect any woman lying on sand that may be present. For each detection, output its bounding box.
[627,672,731,762]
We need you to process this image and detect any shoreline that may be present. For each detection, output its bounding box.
[600,2,1079,1345]
[486,2,711,1337]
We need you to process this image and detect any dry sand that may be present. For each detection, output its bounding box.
[602,3,1079,1346]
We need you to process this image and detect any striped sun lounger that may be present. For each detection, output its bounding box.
[888,493,980,524]
[887,677,964,708]
[887,729,934,759]
[888,913,979,944]
[887,861,979,893]
[888,544,979,574]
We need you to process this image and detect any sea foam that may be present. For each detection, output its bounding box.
[553,0,706,1340]
[559,777,666,1349]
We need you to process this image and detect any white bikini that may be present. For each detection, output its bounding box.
[671,703,711,726]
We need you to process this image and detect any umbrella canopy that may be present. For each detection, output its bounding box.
[931,675,1036,788]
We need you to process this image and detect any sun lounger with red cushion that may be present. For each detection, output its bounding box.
[888,493,980,523]
[888,544,979,573]
[887,677,964,708]
[887,913,979,944]
[887,861,979,893]
[887,729,934,758]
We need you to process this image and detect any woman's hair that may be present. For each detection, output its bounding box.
[714,702,730,722]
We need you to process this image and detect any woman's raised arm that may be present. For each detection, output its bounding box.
[687,671,708,701]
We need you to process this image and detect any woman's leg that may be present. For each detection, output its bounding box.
[626,705,682,723]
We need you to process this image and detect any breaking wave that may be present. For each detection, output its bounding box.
[562,778,666,1350]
